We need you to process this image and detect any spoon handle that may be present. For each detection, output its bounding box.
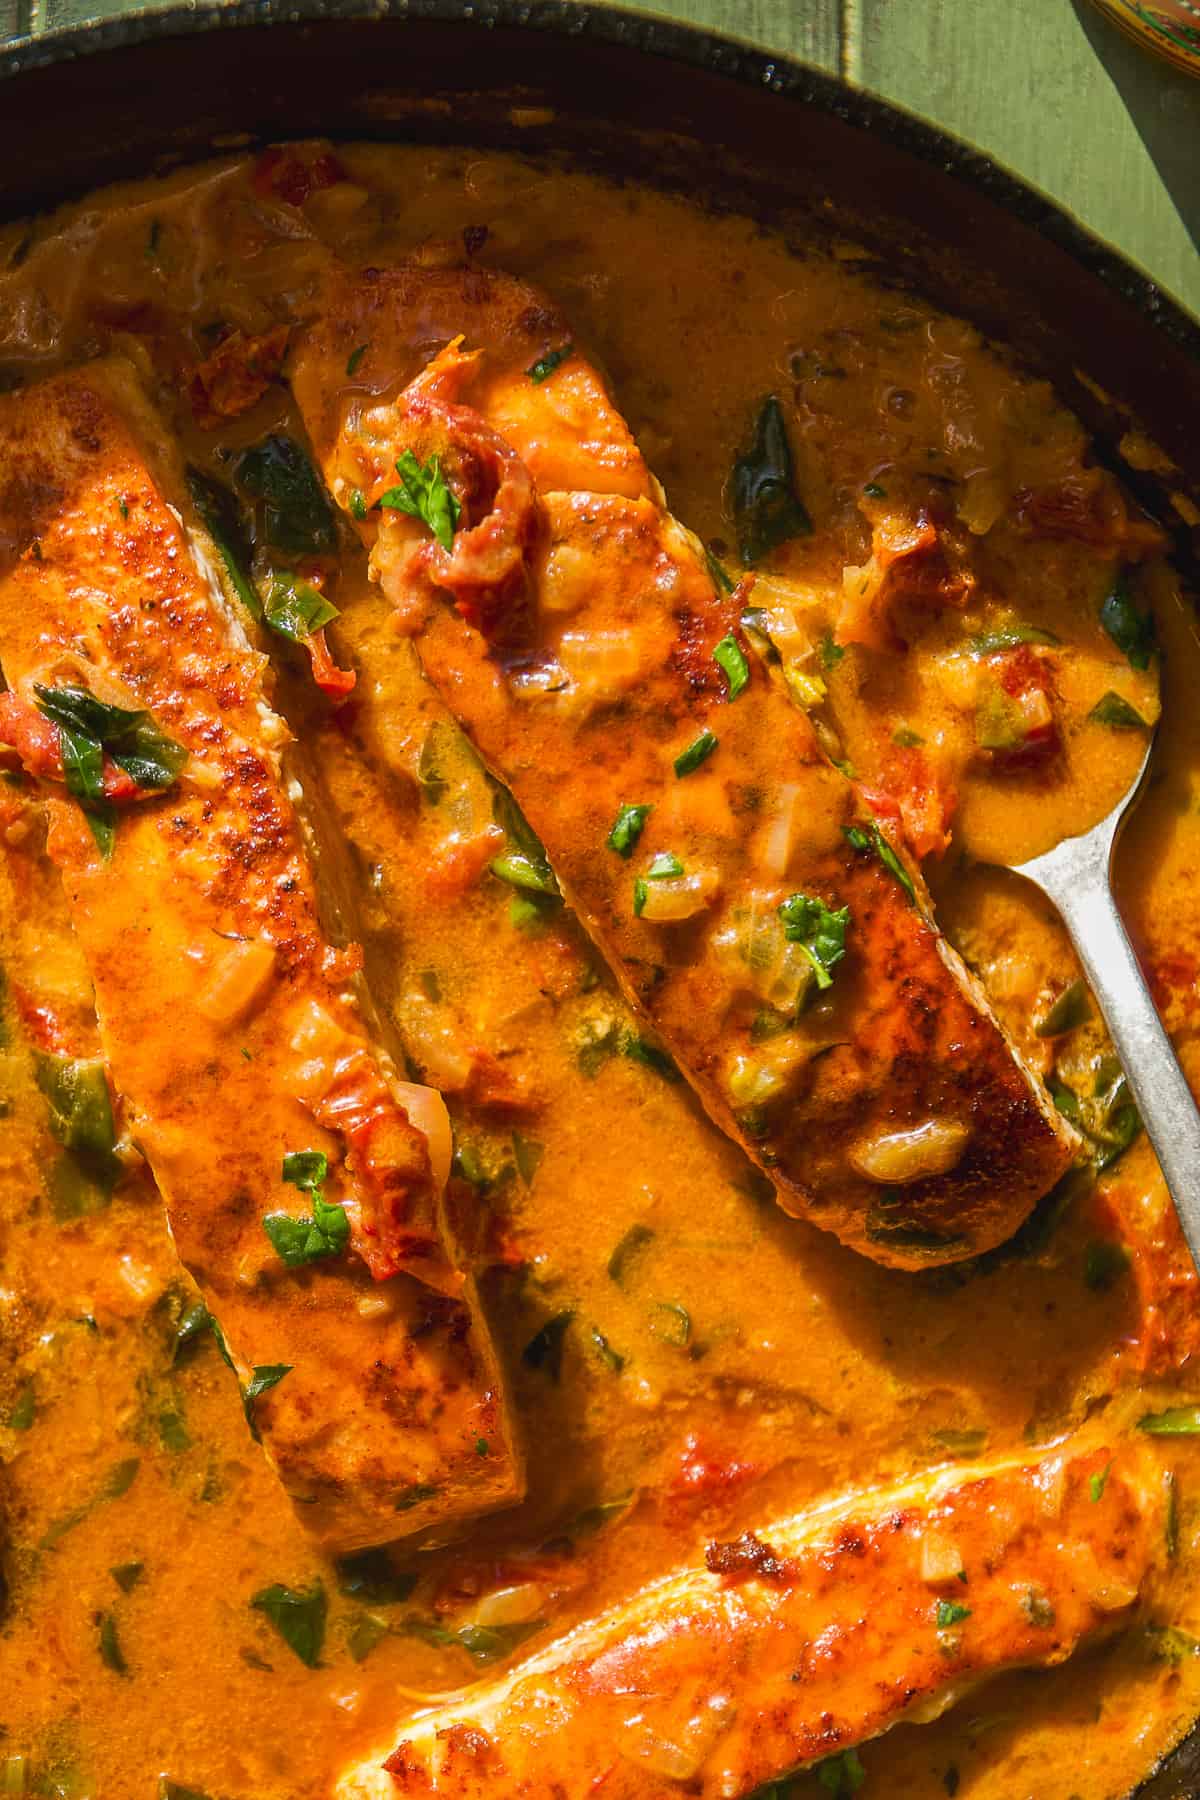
[1031,851,1200,1269]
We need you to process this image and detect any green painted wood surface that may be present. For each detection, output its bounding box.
[2,0,1199,319]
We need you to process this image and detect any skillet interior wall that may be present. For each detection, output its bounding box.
[0,1,1199,538]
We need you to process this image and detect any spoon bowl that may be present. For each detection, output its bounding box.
[998,729,1200,1271]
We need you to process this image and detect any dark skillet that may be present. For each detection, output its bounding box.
[1,3,1199,1791]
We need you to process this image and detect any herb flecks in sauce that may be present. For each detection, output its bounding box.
[730,394,813,564]
[262,1150,349,1267]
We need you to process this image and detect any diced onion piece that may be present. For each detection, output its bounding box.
[357,1292,394,1320]
[558,630,648,703]
[728,1037,809,1110]
[1016,686,1053,733]
[182,757,224,792]
[401,993,474,1091]
[1035,1460,1068,1520]
[196,937,276,1025]
[1089,1578,1140,1614]
[616,1696,737,1782]
[850,1117,971,1184]
[761,783,801,877]
[711,897,813,1013]
[639,868,720,923]
[393,1079,453,1195]
[116,1255,160,1305]
[783,660,827,710]
[469,1582,547,1628]
[541,541,602,617]
[920,1532,965,1584]
[958,469,1008,536]
[288,998,347,1058]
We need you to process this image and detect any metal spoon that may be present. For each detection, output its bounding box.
[1005,734,1200,1272]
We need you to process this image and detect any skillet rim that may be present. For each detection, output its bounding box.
[0,0,1198,354]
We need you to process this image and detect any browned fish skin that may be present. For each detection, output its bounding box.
[0,359,523,1552]
[335,1435,1160,1798]
[293,263,1077,1270]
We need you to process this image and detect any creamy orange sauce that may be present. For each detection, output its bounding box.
[0,143,1198,1800]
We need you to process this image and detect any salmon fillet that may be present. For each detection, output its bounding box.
[335,1432,1162,1798]
[0,358,522,1552]
[292,263,1077,1270]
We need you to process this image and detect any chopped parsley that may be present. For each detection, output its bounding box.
[969,622,1059,654]
[589,1326,626,1372]
[41,1456,140,1551]
[185,465,262,622]
[490,788,559,895]
[1089,690,1150,730]
[815,1749,866,1796]
[932,1428,987,1457]
[345,343,368,376]
[607,1223,655,1284]
[1139,1405,1200,1436]
[34,683,188,858]
[98,1611,128,1675]
[622,1033,681,1082]
[607,802,652,858]
[1167,1471,1180,1558]
[349,487,368,521]
[491,852,558,895]
[1100,577,1156,671]
[282,1149,328,1192]
[528,343,573,384]
[1034,979,1090,1038]
[730,395,812,564]
[705,546,735,594]
[262,1150,349,1268]
[1089,1461,1112,1504]
[646,851,684,880]
[235,433,337,558]
[843,821,917,906]
[936,1599,971,1629]
[713,633,750,699]
[1050,1062,1141,1169]
[398,1615,544,1662]
[1084,1238,1130,1291]
[452,1135,514,1194]
[347,1612,389,1663]
[377,448,461,552]
[393,1482,438,1513]
[7,1381,34,1431]
[242,1363,292,1439]
[819,633,845,669]
[512,1130,544,1187]
[1145,1624,1200,1665]
[862,481,887,499]
[262,569,339,644]
[35,1054,119,1185]
[778,891,850,991]
[335,1549,417,1607]
[522,1310,574,1381]
[250,1580,327,1667]
[674,729,719,777]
